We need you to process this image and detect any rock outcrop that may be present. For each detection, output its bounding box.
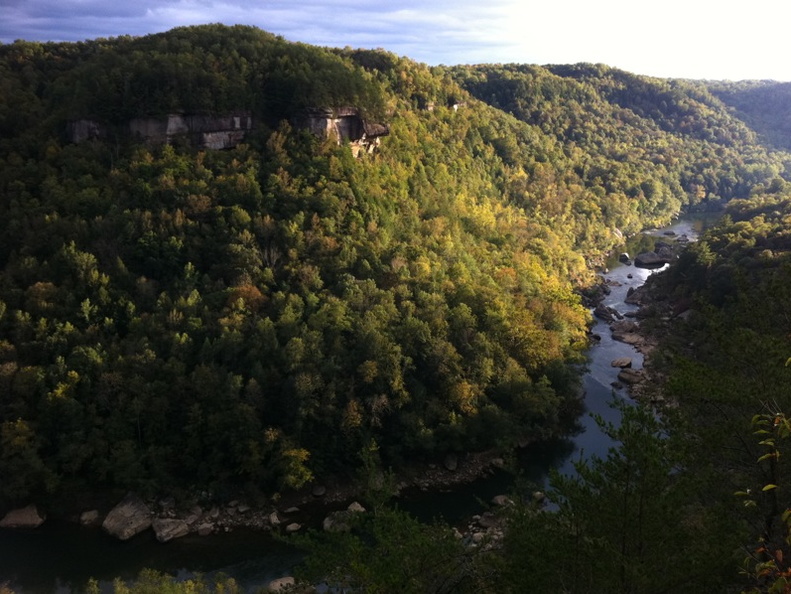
[67,119,106,143]
[102,493,153,540]
[69,112,253,149]
[129,113,253,149]
[0,504,46,529]
[292,107,389,157]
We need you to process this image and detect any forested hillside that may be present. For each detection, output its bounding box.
[0,24,788,509]
[452,63,790,215]
[283,185,791,593]
[708,80,791,151]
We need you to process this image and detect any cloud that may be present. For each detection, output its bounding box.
[0,0,515,63]
[0,0,789,80]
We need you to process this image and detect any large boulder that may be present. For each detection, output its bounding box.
[197,522,214,536]
[594,303,622,322]
[79,509,100,526]
[611,357,633,368]
[611,320,639,334]
[618,369,644,385]
[491,495,513,507]
[612,332,643,346]
[152,518,189,543]
[267,577,295,592]
[634,251,666,268]
[0,504,46,529]
[656,245,674,260]
[102,493,153,540]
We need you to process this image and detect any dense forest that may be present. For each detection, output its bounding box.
[2,24,791,590]
[708,80,791,152]
[269,189,791,593]
[1,23,789,505]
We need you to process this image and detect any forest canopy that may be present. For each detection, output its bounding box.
[0,24,789,507]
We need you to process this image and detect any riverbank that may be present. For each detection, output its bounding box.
[590,224,702,405]
[0,446,515,545]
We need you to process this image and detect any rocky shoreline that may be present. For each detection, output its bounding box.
[0,448,516,544]
[589,233,691,405]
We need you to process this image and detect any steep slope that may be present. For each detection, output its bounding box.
[0,25,787,506]
[707,80,791,152]
[452,63,789,228]
[0,26,589,504]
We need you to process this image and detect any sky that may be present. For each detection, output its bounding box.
[1,0,790,81]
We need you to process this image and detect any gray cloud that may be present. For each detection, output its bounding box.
[0,0,514,65]
[1,0,788,79]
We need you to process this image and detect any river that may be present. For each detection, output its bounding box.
[0,216,714,593]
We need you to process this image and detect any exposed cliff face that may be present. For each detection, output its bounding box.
[129,113,253,149]
[67,113,253,149]
[67,119,106,143]
[292,107,389,156]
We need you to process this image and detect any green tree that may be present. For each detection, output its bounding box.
[292,507,486,593]
[499,400,736,593]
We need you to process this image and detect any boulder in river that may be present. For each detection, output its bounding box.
[152,518,189,543]
[197,522,214,536]
[612,332,643,346]
[618,368,644,385]
[594,303,622,322]
[611,320,639,333]
[79,510,100,526]
[267,576,295,592]
[634,251,666,268]
[102,493,153,540]
[0,504,46,529]
[611,357,633,368]
[619,252,631,263]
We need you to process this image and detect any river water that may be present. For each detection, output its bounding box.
[0,217,713,593]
